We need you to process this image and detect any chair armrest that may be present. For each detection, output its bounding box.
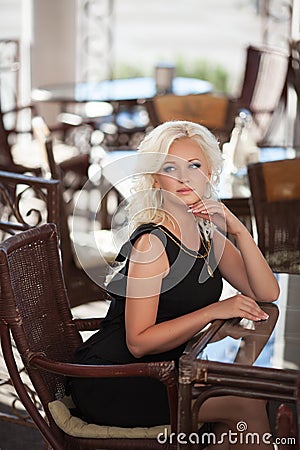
[29,354,177,386]
[34,354,179,432]
[73,317,103,332]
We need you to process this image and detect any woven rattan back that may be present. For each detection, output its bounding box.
[0,224,82,404]
[248,158,300,274]
[147,93,234,146]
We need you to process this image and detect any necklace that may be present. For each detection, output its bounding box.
[157,226,214,277]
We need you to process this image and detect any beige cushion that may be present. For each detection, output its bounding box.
[48,398,170,439]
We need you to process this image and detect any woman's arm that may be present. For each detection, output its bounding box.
[190,200,280,302]
[125,232,268,358]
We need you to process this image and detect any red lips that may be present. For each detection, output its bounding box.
[176,187,193,193]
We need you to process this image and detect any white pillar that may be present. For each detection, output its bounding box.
[31,0,77,125]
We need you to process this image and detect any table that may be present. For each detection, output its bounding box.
[178,301,300,450]
[32,77,213,104]
[32,77,213,148]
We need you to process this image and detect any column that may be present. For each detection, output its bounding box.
[31,0,77,125]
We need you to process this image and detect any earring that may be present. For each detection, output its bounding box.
[156,188,163,208]
[203,183,212,199]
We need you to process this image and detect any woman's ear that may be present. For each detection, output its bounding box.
[153,175,160,189]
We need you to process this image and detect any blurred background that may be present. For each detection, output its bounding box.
[0,0,296,102]
[0,2,300,448]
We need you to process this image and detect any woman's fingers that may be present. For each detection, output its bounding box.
[236,296,269,321]
[189,200,223,215]
[221,295,269,321]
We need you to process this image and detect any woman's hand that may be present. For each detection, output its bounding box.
[207,294,269,322]
[188,199,244,236]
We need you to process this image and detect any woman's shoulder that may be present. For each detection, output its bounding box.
[115,223,167,262]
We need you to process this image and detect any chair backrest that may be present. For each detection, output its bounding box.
[32,116,109,307]
[0,108,16,169]
[0,224,82,405]
[0,170,60,241]
[238,45,289,145]
[0,104,39,173]
[247,158,300,274]
[147,93,234,145]
[31,117,79,268]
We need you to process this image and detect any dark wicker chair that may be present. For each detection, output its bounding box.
[0,223,178,450]
[32,116,109,307]
[248,158,300,445]
[247,158,300,274]
[0,101,92,194]
[146,45,289,148]
[0,104,42,175]
[236,45,289,147]
[0,171,60,430]
[146,92,235,147]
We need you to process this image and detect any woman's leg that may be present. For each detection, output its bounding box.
[198,396,273,450]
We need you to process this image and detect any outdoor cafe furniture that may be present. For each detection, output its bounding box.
[97,146,294,234]
[0,223,178,450]
[32,76,212,105]
[32,76,213,147]
[177,159,300,449]
[31,116,111,308]
[178,302,300,450]
[247,158,300,275]
[0,170,60,428]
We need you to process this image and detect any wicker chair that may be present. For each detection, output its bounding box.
[247,158,300,274]
[248,158,300,445]
[0,223,178,450]
[236,45,289,146]
[0,171,60,431]
[32,116,110,307]
[146,92,235,147]
[0,104,42,175]
[0,101,92,194]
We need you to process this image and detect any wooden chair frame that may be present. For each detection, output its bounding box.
[0,223,178,450]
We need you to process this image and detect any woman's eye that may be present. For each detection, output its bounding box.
[189,162,201,169]
[162,165,177,173]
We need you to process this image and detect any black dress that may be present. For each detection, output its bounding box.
[68,223,223,427]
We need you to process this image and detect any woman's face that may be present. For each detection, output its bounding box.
[154,137,211,207]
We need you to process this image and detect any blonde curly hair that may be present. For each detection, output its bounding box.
[126,120,223,237]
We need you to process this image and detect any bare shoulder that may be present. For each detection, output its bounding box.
[129,232,169,276]
[131,232,166,261]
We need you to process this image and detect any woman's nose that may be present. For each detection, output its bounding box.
[178,168,189,183]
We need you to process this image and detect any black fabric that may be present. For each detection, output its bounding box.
[69,223,223,427]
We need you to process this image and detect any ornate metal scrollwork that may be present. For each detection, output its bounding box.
[0,181,50,240]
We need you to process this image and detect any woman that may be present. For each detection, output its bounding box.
[69,121,279,449]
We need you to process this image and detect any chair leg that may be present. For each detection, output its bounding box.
[276,404,297,449]
[1,325,65,450]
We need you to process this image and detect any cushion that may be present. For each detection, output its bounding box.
[48,398,171,439]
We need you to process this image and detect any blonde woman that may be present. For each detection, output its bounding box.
[69,121,279,449]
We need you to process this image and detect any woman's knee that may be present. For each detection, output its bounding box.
[224,397,268,426]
